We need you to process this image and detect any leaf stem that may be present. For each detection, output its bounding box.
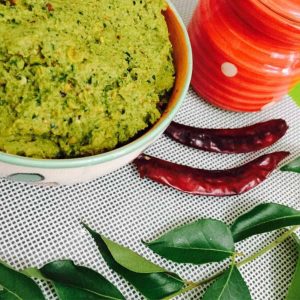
[163,226,300,300]
[237,226,300,268]
[162,282,198,300]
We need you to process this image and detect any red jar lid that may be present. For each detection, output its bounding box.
[229,0,300,47]
[259,0,300,23]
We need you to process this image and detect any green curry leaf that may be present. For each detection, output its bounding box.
[144,219,235,264]
[231,203,300,242]
[38,260,125,300]
[0,289,20,300]
[202,266,252,300]
[83,224,185,300]
[21,268,47,281]
[101,235,165,273]
[0,260,45,300]
[281,157,300,174]
[286,234,300,300]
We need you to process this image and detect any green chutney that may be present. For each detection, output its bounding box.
[0,0,175,158]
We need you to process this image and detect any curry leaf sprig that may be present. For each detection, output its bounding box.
[281,157,300,174]
[1,203,300,300]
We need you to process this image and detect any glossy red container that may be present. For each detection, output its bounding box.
[188,0,300,112]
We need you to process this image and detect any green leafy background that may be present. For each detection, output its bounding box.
[289,84,300,107]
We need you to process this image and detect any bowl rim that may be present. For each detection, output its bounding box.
[0,0,192,169]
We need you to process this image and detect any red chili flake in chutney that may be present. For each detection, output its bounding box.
[46,3,54,12]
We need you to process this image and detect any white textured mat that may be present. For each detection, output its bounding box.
[0,1,300,299]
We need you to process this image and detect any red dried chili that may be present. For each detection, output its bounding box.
[165,119,288,154]
[134,152,289,196]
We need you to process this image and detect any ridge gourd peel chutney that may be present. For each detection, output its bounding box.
[0,0,175,158]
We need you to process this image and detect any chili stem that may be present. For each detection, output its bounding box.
[164,226,300,300]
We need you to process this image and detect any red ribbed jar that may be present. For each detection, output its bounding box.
[188,0,300,112]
